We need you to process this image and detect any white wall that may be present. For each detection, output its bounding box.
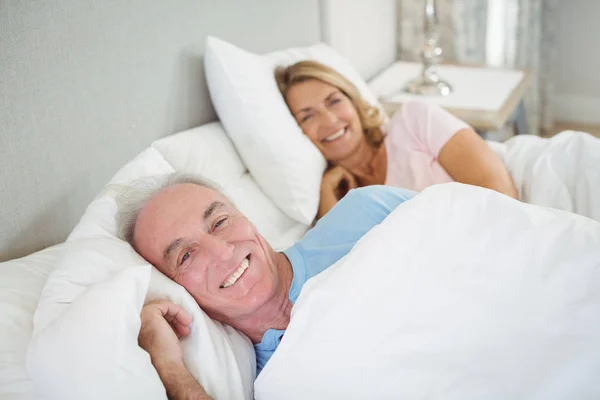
[554,1,600,124]
[320,0,397,80]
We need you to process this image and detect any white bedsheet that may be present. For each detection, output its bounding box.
[495,130,600,222]
[255,183,600,399]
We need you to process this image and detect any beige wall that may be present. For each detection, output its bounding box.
[320,0,397,79]
[0,0,322,261]
[554,0,600,124]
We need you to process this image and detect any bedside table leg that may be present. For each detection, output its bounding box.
[514,101,529,135]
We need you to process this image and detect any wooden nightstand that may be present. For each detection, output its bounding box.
[368,61,532,135]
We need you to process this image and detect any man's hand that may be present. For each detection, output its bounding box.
[139,300,192,369]
[139,300,211,399]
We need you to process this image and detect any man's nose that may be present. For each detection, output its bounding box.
[201,235,234,262]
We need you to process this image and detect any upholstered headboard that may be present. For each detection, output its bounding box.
[0,0,396,261]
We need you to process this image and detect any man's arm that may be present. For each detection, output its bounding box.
[139,300,212,400]
[288,186,416,277]
[153,360,211,400]
[311,185,416,244]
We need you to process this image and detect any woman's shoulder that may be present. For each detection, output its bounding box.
[385,100,433,144]
[390,100,436,123]
[388,100,470,156]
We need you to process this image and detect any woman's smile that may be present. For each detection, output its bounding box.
[322,126,348,143]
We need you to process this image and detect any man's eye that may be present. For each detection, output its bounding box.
[214,217,227,228]
[181,251,190,264]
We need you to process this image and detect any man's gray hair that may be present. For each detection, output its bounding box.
[114,172,223,251]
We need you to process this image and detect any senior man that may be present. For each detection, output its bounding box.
[117,173,413,399]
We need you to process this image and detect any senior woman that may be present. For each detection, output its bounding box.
[275,61,517,218]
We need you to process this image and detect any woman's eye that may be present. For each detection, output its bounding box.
[214,217,227,229]
[301,114,312,123]
[181,251,190,264]
[330,98,341,105]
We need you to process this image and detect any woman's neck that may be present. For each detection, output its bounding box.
[338,140,387,186]
[338,139,376,174]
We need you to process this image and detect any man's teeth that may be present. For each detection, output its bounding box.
[324,127,346,142]
[221,258,249,289]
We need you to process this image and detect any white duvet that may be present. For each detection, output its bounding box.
[493,130,600,222]
[254,183,600,399]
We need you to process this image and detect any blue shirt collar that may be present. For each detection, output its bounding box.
[254,246,305,353]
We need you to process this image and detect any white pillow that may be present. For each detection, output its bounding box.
[27,123,308,400]
[28,240,255,400]
[204,36,379,224]
[151,122,307,251]
[0,244,64,399]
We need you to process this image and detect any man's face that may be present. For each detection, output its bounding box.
[134,183,282,322]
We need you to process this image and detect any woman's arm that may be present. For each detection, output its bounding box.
[318,187,339,220]
[438,128,518,199]
[317,166,357,219]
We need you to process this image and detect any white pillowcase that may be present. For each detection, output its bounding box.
[204,36,379,224]
[27,147,255,400]
[151,123,307,251]
[27,123,308,400]
[0,244,64,399]
[28,241,254,400]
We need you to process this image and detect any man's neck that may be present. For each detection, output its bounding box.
[230,251,294,344]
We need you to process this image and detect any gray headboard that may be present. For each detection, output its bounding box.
[0,0,396,261]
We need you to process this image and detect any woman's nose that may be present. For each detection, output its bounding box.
[321,109,339,128]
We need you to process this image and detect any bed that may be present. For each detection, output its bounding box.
[0,1,397,399]
[3,2,600,399]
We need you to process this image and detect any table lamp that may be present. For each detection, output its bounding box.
[405,0,453,96]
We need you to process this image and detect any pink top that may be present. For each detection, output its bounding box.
[384,101,469,192]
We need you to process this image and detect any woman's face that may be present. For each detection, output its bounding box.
[285,79,364,163]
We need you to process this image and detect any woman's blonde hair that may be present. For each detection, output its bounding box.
[274,60,385,149]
